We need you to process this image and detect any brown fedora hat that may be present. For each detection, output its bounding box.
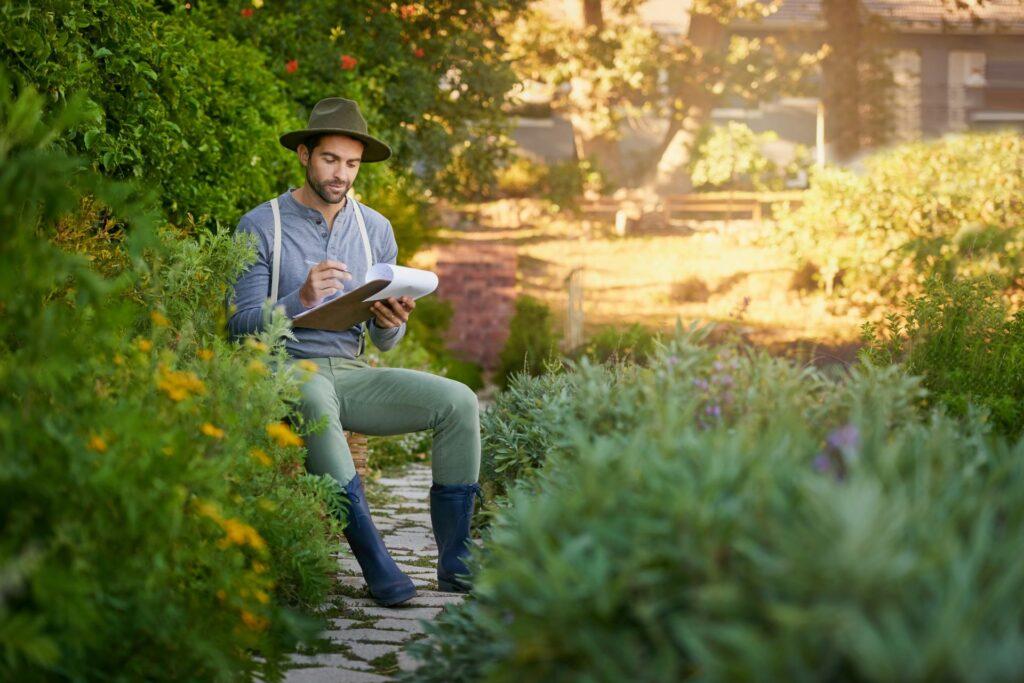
[279,97,392,162]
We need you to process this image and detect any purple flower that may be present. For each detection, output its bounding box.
[666,355,679,367]
[812,453,832,473]
[692,378,709,390]
[713,360,725,371]
[714,373,734,386]
[827,424,860,453]
[705,404,721,417]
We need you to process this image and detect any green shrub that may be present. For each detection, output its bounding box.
[861,276,1024,436]
[406,328,1024,682]
[568,323,660,365]
[690,121,799,191]
[770,132,1024,309]
[0,75,338,682]
[495,295,562,389]
[0,0,297,228]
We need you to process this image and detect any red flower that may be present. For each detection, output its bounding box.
[340,54,357,70]
[413,47,425,58]
[285,59,299,74]
[240,7,254,17]
[399,4,417,20]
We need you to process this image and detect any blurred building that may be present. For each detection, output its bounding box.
[736,0,1024,142]
[510,0,1024,178]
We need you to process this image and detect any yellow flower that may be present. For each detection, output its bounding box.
[222,518,267,551]
[113,354,124,366]
[156,363,206,402]
[254,589,270,604]
[266,422,303,448]
[197,348,215,361]
[297,359,319,374]
[240,609,268,631]
[137,338,152,352]
[246,338,269,352]
[195,499,225,524]
[87,434,108,453]
[249,448,272,467]
[150,310,170,327]
[201,422,225,439]
[252,561,267,574]
[251,0,264,8]
[247,359,268,376]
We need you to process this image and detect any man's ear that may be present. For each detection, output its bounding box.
[297,144,309,167]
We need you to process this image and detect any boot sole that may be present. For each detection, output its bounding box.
[371,585,418,607]
[437,578,471,593]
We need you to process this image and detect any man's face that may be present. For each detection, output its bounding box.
[299,134,364,204]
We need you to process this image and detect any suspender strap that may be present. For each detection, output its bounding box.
[270,197,282,304]
[268,192,375,356]
[349,191,374,357]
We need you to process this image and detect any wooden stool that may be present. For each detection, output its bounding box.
[345,430,369,477]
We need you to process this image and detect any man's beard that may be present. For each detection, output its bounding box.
[306,165,348,204]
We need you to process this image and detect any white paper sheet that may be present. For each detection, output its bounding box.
[362,264,438,302]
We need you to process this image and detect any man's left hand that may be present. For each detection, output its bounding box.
[371,296,414,329]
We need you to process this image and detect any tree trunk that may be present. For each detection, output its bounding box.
[822,0,863,160]
[642,12,726,193]
[583,0,603,29]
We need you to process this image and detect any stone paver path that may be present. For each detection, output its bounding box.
[281,463,467,682]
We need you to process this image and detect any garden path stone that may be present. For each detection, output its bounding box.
[283,668,390,683]
[281,462,468,680]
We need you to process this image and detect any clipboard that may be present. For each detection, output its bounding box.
[292,279,390,331]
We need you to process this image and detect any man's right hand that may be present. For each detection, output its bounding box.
[299,259,352,308]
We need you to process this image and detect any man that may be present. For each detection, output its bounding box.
[227,97,482,607]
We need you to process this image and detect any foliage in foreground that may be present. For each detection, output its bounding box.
[408,326,1024,682]
[862,276,1024,437]
[0,76,340,682]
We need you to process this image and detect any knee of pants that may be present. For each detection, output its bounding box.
[296,374,340,423]
[440,381,479,423]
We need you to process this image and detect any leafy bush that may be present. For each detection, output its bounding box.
[495,295,561,389]
[406,327,1024,682]
[568,323,660,365]
[483,323,849,502]
[690,121,800,191]
[0,0,297,227]
[0,75,339,681]
[771,132,1024,309]
[861,276,1024,437]
[494,156,604,209]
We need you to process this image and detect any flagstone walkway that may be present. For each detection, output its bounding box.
[281,462,467,682]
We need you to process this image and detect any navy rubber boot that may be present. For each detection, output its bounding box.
[340,473,417,607]
[429,481,483,593]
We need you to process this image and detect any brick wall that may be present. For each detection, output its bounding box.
[432,243,517,370]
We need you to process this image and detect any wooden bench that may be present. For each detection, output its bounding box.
[580,199,620,222]
[662,191,806,226]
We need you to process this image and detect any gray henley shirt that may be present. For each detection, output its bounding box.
[227,187,406,359]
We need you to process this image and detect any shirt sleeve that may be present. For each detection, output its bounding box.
[367,219,406,352]
[227,214,307,340]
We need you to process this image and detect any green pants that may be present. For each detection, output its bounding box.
[286,356,481,487]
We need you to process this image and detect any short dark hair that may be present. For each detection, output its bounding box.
[299,132,327,156]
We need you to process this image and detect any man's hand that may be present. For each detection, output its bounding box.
[300,259,351,308]
[371,296,414,329]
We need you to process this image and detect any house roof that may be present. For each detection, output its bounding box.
[754,0,1024,33]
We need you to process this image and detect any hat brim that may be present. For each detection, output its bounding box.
[279,128,392,162]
